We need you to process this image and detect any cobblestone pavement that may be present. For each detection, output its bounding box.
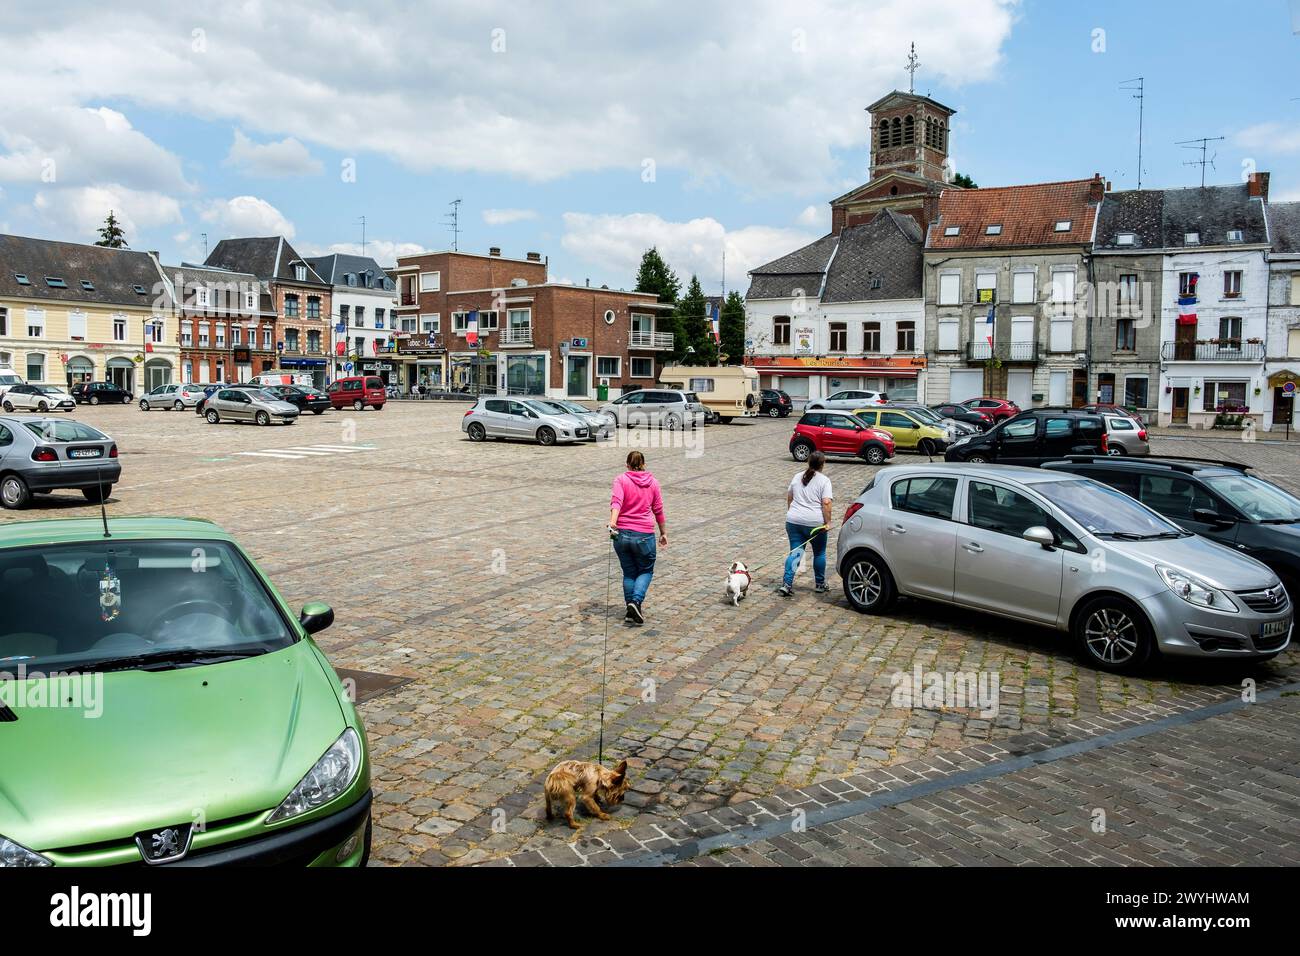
[6,401,1297,866]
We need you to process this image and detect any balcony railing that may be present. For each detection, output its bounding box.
[966,340,1038,363]
[1161,341,1264,362]
[629,330,674,350]
[400,292,418,306]
[499,325,533,346]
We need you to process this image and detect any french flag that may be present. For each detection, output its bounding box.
[466,310,479,347]
[710,302,721,343]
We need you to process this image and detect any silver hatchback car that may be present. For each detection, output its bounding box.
[462,396,589,445]
[530,399,614,440]
[203,388,299,426]
[836,463,1292,672]
[599,388,705,429]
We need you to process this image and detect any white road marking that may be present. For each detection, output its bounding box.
[234,443,379,460]
[235,451,309,459]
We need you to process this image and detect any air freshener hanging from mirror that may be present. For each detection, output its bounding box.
[99,567,121,623]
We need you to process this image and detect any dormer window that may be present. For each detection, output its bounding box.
[944,226,960,237]
[45,276,67,288]
[1116,233,1137,246]
[985,224,1003,236]
[14,273,30,285]
[133,284,148,295]
[870,278,883,290]
[346,273,356,286]
[1226,229,1244,242]
[1185,232,1200,245]
[80,280,95,291]
[294,264,307,281]
[1054,220,1072,232]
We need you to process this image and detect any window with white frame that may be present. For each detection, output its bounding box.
[975,272,997,304]
[938,273,960,305]
[478,310,499,330]
[215,324,226,348]
[937,320,958,351]
[419,271,440,292]
[68,310,87,340]
[507,308,531,332]
[597,356,621,378]
[772,316,791,345]
[1050,318,1073,352]
[631,356,654,378]
[294,265,307,281]
[896,321,916,353]
[862,321,881,352]
[112,317,127,342]
[400,316,417,332]
[262,328,272,350]
[26,352,44,382]
[231,325,241,346]
[1051,270,1076,317]
[215,360,225,382]
[181,322,193,347]
[198,323,210,347]
[1012,272,1035,304]
[1223,270,1242,298]
[1291,274,1300,306]
[197,285,210,307]
[245,287,257,312]
[1116,233,1137,246]
[1203,380,1248,412]
[149,321,164,343]
[183,360,193,383]
[829,322,847,352]
[421,313,439,333]
[26,308,45,337]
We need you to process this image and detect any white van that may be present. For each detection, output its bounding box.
[250,370,314,388]
[0,367,24,400]
[658,364,759,422]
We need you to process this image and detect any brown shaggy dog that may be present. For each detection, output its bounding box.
[544,759,630,829]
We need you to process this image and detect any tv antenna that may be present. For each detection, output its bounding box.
[443,199,462,251]
[905,42,920,94]
[357,215,367,256]
[1120,78,1144,188]
[1177,136,1224,188]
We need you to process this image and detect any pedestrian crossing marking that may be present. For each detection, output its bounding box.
[234,444,377,461]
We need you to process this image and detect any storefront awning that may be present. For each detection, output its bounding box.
[747,356,926,378]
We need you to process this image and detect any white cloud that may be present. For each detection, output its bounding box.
[482,208,538,226]
[797,205,822,227]
[1235,122,1300,156]
[297,239,426,266]
[197,195,295,240]
[224,129,323,177]
[32,184,182,240]
[561,212,818,290]
[0,0,1019,194]
[0,106,191,193]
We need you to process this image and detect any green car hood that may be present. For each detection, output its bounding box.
[0,639,347,853]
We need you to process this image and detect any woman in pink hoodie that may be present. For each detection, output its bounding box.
[608,450,667,625]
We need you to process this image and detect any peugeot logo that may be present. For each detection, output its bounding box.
[135,823,194,864]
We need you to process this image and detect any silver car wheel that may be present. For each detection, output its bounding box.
[467,422,486,442]
[1,475,28,509]
[846,560,882,608]
[1083,608,1139,665]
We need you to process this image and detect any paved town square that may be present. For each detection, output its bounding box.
[6,401,1294,867]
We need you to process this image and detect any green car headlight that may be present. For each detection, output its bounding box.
[0,834,52,867]
[268,728,362,824]
[1157,565,1237,613]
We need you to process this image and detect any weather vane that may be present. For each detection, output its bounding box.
[906,42,920,94]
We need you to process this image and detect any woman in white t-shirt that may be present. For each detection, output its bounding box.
[778,451,832,597]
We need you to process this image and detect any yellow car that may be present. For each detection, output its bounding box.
[851,407,949,456]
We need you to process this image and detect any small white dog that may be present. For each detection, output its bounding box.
[725,561,751,606]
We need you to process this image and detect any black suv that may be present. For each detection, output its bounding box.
[71,381,134,405]
[760,388,793,418]
[944,409,1107,464]
[262,384,330,415]
[1043,456,1300,598]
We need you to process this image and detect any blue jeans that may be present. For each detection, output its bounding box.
[783,521,827,588]
[613,529,657,605]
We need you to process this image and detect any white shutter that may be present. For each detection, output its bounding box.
[1291,273,1300,306]
[68,311,87,340]
[1050,319,1073,352]
[939,273,960,305]
[1012,272,1035,303]
[938,320,958,351]
[1011,317,1033,343]
[1051,270,1076,317]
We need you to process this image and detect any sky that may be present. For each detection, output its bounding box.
[0,0,1297,294]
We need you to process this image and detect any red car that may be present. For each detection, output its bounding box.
[328,375,386,411]
[961,397,1021,422]
[789,411,895,466]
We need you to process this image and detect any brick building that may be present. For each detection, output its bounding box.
[204,237,332,386]
[164,263,278,384]
[392,248,674,397]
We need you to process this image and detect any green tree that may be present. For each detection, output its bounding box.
[718,290,746,364]
[633,246,680,304]
[94,210,129,248]
[676,275,716,366]
[951,172,977,189]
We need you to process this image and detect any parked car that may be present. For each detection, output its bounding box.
[2,384,76,413]
[1040,403,1147,427]
[203,388,299,426]
[945,410,1108,464]
[194,383,244,415]
[328,376,386,411]
[789,411,896,466]
[805,389,887,412]
[462,397,590,445]
[961,397,1021,423]
[931,403,994,432]
[885,401,978,437]
[852,406,951,456]
[0,516,372,866]
[1041,456,1300,601]
[262,384,331,415]
[0,416,120,509]
[531,399,614,440]
[139,383,205,411]
[760,388,794,418]
[71,382,133,406]
[0,367,23,401]
[599,388,706,430]
[1102,414,1149,456]
[836,463,1291,672]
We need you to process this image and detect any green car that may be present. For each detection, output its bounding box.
[0,517,371,867]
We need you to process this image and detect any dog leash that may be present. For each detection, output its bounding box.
[598,528,616,765]
[744,523,830,577]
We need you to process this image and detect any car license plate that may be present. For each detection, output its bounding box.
[576,428,588,437]
[1262,620,1289,638]
[69,447,102,459]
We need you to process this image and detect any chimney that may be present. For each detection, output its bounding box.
[1248,171,1270,201]
[489,246,501,256]
[1087,174,1105,203]
[526,252,541,262]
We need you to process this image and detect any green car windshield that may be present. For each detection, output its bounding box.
[0,540,295,673]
